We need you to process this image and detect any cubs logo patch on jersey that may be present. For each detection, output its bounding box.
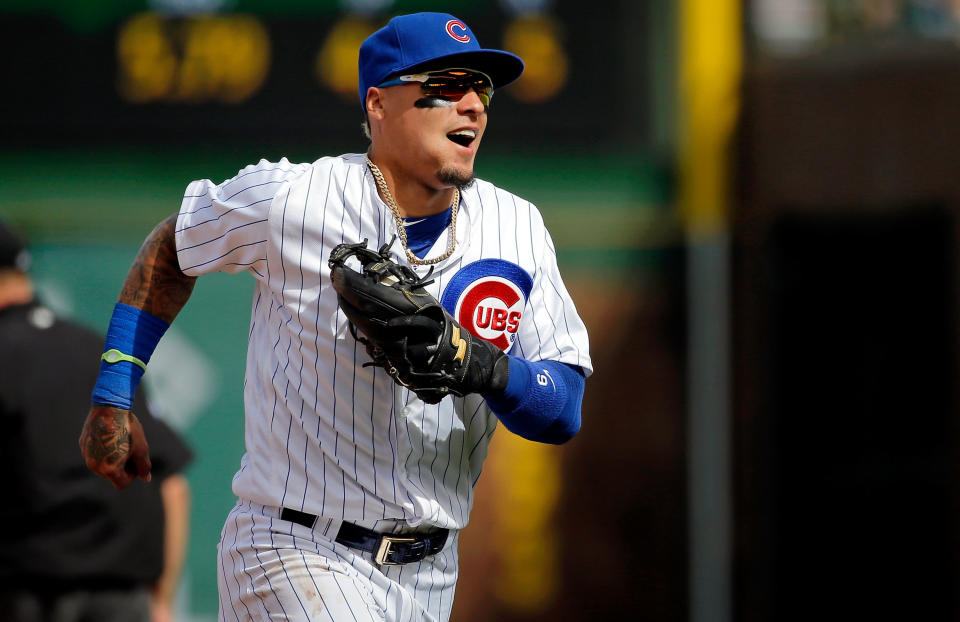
[441,259,533,352]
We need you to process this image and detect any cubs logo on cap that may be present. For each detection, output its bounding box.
[441,259,533,352]
[358,12,525,107]
[445,20,470,42]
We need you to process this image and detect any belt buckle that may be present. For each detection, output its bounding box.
[375,535,417,566]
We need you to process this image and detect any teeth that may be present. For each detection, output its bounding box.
[451,129,476,138]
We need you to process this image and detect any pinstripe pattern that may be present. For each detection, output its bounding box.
[176,155,591,621]
[218,500,454,621]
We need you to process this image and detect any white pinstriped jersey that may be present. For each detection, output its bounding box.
[175,153,592,531]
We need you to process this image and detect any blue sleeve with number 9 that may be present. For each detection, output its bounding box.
[484,356,585,444]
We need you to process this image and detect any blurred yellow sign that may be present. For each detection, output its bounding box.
[316,16,379,102]
[503,15,568,104]
[117,13,270,104]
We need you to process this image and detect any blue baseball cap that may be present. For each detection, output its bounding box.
[358,12,524,107]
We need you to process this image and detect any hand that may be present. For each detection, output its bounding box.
[79,404,152,489]
[328,238,509,403]
[379,309,510,403]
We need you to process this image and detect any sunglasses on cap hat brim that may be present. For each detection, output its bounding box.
[377,68,494,107]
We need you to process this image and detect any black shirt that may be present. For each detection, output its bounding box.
[0,301,192,588]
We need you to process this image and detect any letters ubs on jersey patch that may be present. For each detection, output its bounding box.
[441,259,533,352]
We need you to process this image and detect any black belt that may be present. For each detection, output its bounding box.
[280,507,449,566]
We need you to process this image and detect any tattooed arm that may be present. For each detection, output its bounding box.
[80,214,197,489]
[116,214,197,323]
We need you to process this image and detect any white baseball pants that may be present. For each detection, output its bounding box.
[217,500,460,622]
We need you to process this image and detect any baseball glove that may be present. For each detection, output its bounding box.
[328,237,509,404]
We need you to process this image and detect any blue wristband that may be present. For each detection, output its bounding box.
[91,303,170,410]
[484,357,585,444]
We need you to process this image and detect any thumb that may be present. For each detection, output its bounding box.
[127,412,153,483]
[133,451,153,483]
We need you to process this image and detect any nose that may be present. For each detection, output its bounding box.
[457,88,486,114]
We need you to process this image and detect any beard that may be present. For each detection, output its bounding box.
[436,166,476,190]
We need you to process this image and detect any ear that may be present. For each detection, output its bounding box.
[365,87,386,121]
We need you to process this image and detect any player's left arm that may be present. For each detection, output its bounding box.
[484,357,584,444]
[483,212,591,445]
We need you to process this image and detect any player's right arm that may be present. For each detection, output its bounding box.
[116,214,197,323]
[80,214,197,489]
[81,158,305,488]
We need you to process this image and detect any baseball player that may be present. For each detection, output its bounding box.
[80,12,591,622]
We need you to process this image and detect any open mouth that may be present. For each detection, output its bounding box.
[447,129,476,147]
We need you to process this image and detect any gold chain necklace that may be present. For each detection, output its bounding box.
[366,156,459,266]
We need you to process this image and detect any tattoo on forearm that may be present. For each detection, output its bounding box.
[119,214,197,322]
[84,410,131,467]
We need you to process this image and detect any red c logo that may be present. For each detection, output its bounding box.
[457,279,523,351]
[445,20,471,43]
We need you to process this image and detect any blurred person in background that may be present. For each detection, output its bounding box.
[0,219,193,622]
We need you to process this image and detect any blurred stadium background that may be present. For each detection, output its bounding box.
[1,0,958,620]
